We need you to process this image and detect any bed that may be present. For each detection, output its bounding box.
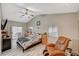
[16,33,42,52]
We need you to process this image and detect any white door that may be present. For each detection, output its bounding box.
[12,26,23,48]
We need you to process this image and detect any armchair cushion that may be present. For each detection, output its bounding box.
[47,43,55,47]
[47,43,55,51]
[49,50,65,56]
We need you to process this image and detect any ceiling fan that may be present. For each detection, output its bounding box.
[18,6,36,18]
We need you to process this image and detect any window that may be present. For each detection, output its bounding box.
[48,25,58,37]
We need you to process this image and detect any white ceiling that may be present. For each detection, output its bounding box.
[21,3,79,14]
[1,3,79,23]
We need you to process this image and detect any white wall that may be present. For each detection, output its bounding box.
[0,3,2,54]
[26,13,79,52]
[0,15,1,54]
[77,12,79,52]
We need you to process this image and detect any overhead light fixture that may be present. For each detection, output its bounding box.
[18,6,38,19]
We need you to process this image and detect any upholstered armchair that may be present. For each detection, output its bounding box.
[43,36,71,56]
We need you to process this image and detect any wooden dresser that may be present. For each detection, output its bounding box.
[2,38,11,52]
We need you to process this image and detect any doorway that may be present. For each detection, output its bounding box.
[12,26,23,48]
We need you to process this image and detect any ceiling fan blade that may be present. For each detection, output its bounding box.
[30,15,34,17]
[25,12,28,15]
[18,6,35,13]
[19,15,25,18]
[25,8,28,11]
[22,15,25,16]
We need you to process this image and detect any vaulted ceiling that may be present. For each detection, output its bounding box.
[1,3,79,23]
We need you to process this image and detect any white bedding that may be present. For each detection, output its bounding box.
[17,34,41,49]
